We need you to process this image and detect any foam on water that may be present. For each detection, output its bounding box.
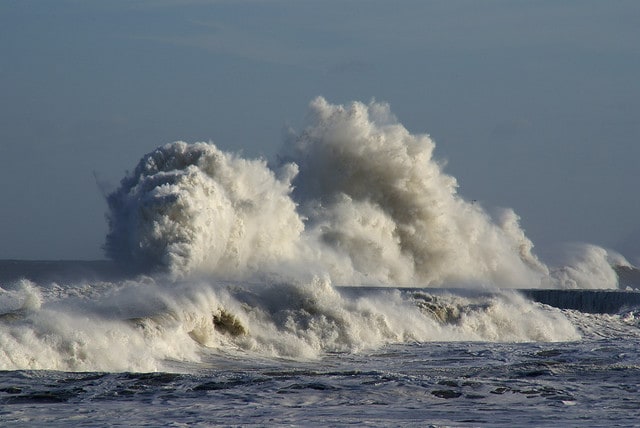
[0,275,583,372]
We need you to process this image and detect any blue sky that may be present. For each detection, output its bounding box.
[1,0,639,262]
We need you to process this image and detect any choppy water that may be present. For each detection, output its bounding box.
[2,261,640,427]
[2,338,640,426]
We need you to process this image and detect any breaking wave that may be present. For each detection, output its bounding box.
[1,97,632,372]
[0,277,582,372]
[105,97,623,289]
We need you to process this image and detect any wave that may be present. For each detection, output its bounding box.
[0,277,582,372]
[2,265,639,372]
[105,97,625,289]
[1,97,634,372]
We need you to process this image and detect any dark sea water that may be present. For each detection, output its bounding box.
[2,340,640,427]
[2,261,640,427]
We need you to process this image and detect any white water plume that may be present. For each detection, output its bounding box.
[548,244,626,289]
[104,141,305,278]
[104,97,623,290]
[284,97,549,287]
[2,92,628,371]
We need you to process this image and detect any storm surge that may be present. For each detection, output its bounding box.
[105,97,623,289]
[0,97,633,372]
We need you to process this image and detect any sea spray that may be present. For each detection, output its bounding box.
[547,244,625,289]
[284,97,549,287]
[106,97,581,288]
[104,142,305,278]
[0,279,204,371]
[2,97,626,372]
[0,277,581,371]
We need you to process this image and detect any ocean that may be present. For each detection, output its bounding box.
[1,261,640,427]
[2,98,640,426]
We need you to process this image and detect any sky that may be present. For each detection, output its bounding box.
[1,0,639,263]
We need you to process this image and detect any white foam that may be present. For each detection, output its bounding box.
[105,98,594,289]
[548,244,624,289]
[0,275,583,371]
[4,97,626,371]
[285,98,549,287]
[0,279,205,372]
[105,142,305,279]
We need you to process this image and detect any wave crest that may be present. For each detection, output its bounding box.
[104,97,623,289]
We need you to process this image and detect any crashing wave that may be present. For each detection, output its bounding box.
[105,97,613,289]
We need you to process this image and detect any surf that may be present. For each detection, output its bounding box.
[1,97,637,373]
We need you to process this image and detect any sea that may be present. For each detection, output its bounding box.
[1,260,640,427]
[2,98,640,426]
